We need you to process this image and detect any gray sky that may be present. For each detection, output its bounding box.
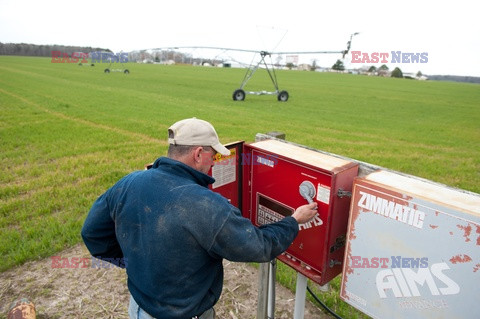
[1,0,479,76]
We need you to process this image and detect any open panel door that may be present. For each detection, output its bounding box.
[208,141,244,210]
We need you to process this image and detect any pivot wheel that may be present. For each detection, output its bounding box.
[104,68,110,73]
[277,90,289,102]
[232,89,246,101]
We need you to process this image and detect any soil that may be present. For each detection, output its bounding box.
[0,244,330,319]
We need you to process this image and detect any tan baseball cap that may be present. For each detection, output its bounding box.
[168,118,230,156]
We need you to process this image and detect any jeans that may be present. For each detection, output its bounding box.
[128,295,215,319]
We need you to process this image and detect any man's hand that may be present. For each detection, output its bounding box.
[291,202,318,224]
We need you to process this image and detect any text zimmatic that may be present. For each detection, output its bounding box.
[357,191,425,229]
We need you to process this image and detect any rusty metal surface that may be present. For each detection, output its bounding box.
[340,170,480,318]
[7,298,36,319]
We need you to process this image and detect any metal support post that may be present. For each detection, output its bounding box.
[257,262,270,319]
[293,272,308,319]
[267,260,276,319]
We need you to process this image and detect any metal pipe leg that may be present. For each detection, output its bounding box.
[257,262,270,319]
[293,272,308,319]
[267,260,276,319]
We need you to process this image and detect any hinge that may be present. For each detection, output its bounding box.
[337,188,352,198]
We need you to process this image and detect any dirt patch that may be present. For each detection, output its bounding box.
[0,244,330,318]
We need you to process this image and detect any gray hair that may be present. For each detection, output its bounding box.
[167,144,216,159]
[167,144,197,158]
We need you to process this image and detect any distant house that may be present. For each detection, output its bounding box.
[219,60,244,68]
[401,72,429,80]
[161,60,175,65]
[298,64,311,71]
[377,69,391,77]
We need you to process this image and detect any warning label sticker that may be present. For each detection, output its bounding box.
[212,149,236,189]
[317,184,330,204]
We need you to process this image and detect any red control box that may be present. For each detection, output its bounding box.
[241,139,358,285]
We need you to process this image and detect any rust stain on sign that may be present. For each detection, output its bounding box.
[342,181,365,295]
[456,224,472,242]
[449,254,472,264]
[477,225,480,245]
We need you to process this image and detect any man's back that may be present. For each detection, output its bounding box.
[82,157,299,318]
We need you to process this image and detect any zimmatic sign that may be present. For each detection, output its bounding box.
[341,170,480,319]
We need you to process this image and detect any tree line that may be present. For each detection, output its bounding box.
[0,42,111,57]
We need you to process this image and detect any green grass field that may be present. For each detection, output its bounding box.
[1,56,479,317]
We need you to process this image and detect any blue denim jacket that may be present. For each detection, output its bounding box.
[82,157,298,318]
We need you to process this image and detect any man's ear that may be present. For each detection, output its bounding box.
[193,146,203,164]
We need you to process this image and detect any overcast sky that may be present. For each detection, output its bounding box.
[1,0,479,76]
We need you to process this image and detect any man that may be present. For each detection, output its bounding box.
[81,118,318,319]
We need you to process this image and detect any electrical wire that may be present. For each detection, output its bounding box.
[306,286,344,319]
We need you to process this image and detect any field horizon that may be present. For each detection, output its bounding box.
[1,55,479,317]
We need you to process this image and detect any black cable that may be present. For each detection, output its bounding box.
[307,286,343,319]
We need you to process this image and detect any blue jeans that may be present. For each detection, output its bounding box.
[128,295,215,319]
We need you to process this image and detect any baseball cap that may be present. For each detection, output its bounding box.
[168,118,230,156]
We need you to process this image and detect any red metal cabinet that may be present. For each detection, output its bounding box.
[241,140,358,285]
